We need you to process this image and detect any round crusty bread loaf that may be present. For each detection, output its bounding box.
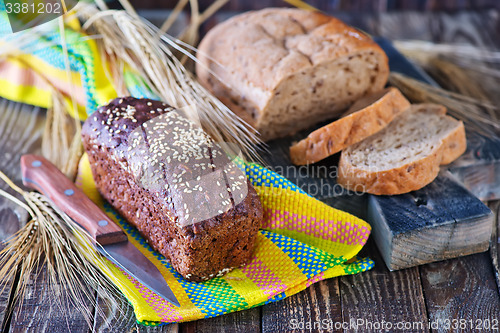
[196,8,389,141]
[337,104,467,195]
[289,87,410,165]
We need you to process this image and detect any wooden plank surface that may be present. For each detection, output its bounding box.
[339,240,429,333]
[0,207,21,331]
[489,201,500,296]
[181,308,259,333]
[8,268,93,333]
[261,279,343,333]
[0,98,45,221]
[368,172,493,270]
[420,252,500,333]
[0,99,45,330]
[449,133,500,201]
[139,325,179,333]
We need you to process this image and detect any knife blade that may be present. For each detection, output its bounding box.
[20,154,180,307]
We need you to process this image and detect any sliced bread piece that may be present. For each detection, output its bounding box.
[337,104,467,195]
[290,87,411,165]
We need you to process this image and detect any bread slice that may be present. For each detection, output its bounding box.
[337,104,467,195]
[289,87,410,165]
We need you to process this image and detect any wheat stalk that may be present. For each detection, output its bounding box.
[395,40,500,63]
[389,72,500,137]
[78,3,263,162]
[159,0,189,34]
[0,171,122,327]
[392,40,500,136]
[158,0,230,65]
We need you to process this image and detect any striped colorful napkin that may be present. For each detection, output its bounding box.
[1,12,374,325]
[0,11,116,118]
[77,153,373,324]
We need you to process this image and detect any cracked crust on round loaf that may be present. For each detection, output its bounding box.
[196,8,389,141]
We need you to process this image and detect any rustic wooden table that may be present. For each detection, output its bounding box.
[0,10,499,333]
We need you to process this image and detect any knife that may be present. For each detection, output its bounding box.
[21,154,180,307]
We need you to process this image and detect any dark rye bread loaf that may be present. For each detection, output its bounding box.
[82,97,263,282]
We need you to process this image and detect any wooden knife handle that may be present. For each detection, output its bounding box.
[21,154,127,245]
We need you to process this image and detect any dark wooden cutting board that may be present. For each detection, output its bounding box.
[261,38,495,271]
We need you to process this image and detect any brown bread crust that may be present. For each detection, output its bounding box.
[337,104,467,195]
[82,97,263,281]
[290,88,411,165]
